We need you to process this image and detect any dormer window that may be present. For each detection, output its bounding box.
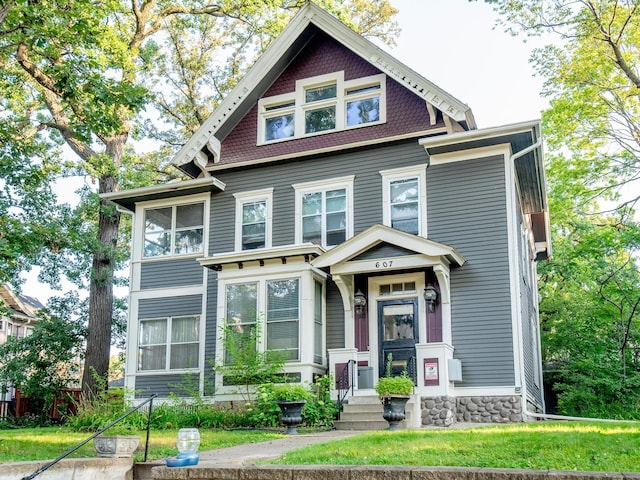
[258,72,385,144]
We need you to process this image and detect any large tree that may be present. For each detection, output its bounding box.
[0,0,398,398]
[485,0,640,417]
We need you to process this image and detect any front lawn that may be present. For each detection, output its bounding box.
[0,427,282,464]
[2,422,639,473]
[274,422,640,473]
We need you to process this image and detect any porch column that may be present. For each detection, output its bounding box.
[433,265,452,345]
[332,274,355,348]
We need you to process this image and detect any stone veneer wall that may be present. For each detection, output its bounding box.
[421,395,523,425]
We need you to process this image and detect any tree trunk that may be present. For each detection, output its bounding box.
[81,172,121,398]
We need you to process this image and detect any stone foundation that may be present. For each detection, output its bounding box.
[456,396,523,423]
[421,396,456,427]
[420,395,523,426]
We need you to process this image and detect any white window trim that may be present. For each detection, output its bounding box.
[258,72,386,145]
[292,175,355,248]
[219,275,303,363]
[380,164,428,237]
[233,188,274,251]
[133,192,210,263]
[137,315,201,372]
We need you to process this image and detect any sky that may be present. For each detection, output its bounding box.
[20,0,549,302]
[387,0,547,128]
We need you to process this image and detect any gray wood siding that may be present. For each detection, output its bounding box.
[353,242,417,261]
[134,374,196,398]
[517,205,542,404]
[326,281,345,350]
[204,269,219,396]
[140,258,203,290]
[427,156,515,387]
[138,295,202,318]
[208,141,428,253]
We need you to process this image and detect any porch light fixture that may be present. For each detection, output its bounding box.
[423,286,438,312]
[354,289,367,313]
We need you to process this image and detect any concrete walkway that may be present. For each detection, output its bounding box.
[196,430,361,465]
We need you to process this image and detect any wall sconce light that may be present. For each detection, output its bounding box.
[423,286,438,312]
[354,289,367,313]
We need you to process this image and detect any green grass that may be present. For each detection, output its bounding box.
[2,422,639,473]
[274,422,640,472]
[0,427,282,464]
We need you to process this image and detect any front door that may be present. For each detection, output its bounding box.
[378,299,418,381]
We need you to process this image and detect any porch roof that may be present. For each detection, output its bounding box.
[312,224,464,271]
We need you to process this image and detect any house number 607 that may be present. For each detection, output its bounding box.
[375,260,393,268]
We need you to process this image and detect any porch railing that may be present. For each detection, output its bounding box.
[335,359,356,419]
[21,393,157,480]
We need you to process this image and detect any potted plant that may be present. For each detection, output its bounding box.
[375,355,414,430]
[272,383,312,434]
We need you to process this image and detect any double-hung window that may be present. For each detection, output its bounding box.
[138,316,199,371]
[144,203,204,258]
[293,176,354,248]
[381,165,427,237]
[266,279,300,361]
[223,279,300,364]
[234,189,273,251]
[258,72,385,144]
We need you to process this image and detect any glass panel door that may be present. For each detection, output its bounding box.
[378,298,418,380]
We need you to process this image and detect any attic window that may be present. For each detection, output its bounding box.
[258,72,386,145]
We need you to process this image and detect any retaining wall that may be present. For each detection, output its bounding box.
[0,457,133,480]
[150,464,639,480]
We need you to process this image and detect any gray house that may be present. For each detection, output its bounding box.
[105,2,550,427]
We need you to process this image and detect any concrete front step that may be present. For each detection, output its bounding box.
[334,418,393,430]
[335,395,415,431]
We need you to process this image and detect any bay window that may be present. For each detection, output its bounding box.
[223,278,301,364]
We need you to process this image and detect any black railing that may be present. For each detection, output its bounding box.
[335,359,356,419]
[407,356,417,385]
[21,393,157,480]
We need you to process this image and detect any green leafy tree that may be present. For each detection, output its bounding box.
[0,0,398,399]
[0,292,86,420]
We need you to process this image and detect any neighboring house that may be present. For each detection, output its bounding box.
[104,2,550,426]
[0,284,43,417]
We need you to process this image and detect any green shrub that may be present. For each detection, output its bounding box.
[271,383,312,402]
[375,353,414,396]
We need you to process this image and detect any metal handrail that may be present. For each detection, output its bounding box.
[335,359,356,419]
[21,393,157,480]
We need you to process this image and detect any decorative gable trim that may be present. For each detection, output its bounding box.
[312,224,464,269]
[172,2,475,176]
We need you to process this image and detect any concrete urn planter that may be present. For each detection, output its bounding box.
[93,435,140,458]
[277,401,306,435]
[381,395,410,431]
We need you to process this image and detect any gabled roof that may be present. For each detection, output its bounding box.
[312,224,465,270]
[172,1,476,177]
[0,284,43,321]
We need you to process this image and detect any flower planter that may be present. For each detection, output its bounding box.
[93,435,140,458]
[277,400,306,435]
[381,395,410,431]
